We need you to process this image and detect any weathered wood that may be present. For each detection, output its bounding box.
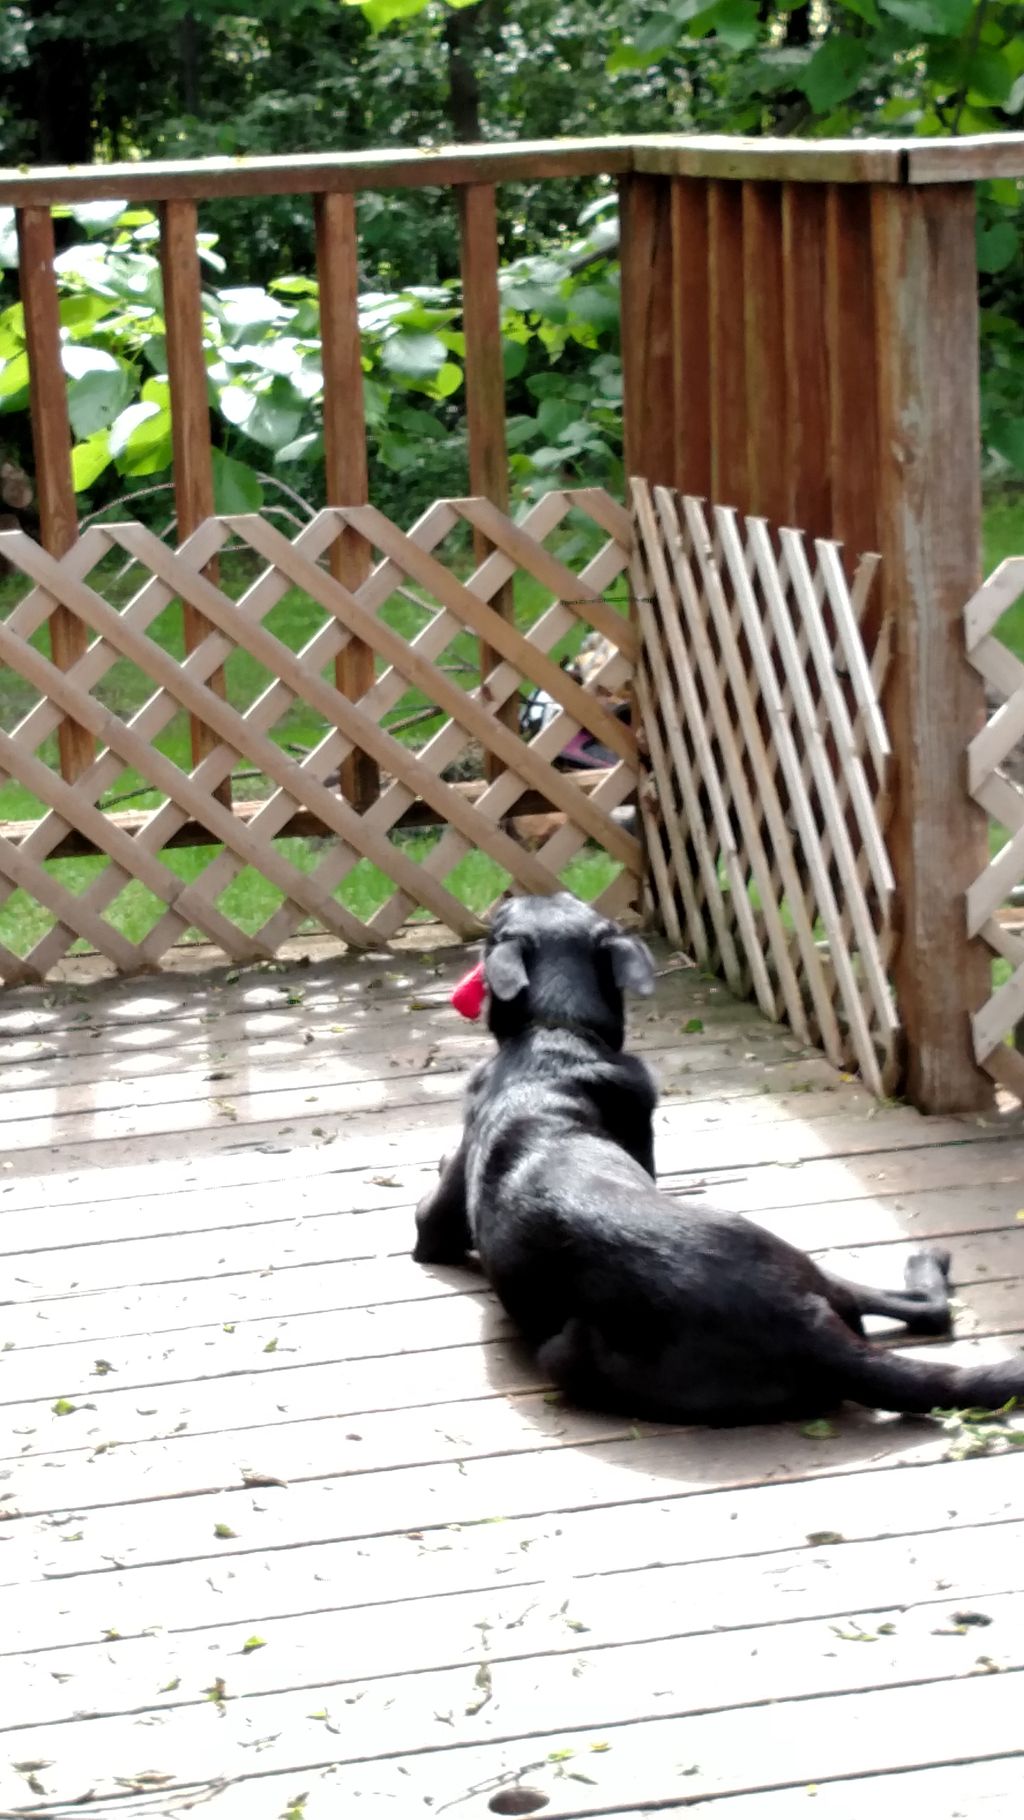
[669,176,711,497]
[782,183,831,540]
[707,181,748,510]
[872,183,992,1113]
[15,205,93,781]
[457,182,516,775]
[159,197,227,782]
[314,190,378,809]
[826,186,880,592]
[619,172,676,486]
[742,181,788,526]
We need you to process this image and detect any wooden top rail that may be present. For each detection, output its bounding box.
[2,133,1024,206]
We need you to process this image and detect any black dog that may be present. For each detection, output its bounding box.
[413,893,1024,1423]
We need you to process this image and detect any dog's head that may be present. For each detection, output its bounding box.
[483,892,654,1048]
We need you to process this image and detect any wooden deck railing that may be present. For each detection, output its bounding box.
[3,131,1024,1113]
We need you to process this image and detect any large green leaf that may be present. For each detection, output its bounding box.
[62,344,120,380]
[879,0,972,32]
[243,380,305,451]
[211,448,264,512]
[799,36,872,112]
[109,399,162,459]
[0,351,29,400]
[380,331,448,379]
[68,366,132,439]
[71,431,115,492]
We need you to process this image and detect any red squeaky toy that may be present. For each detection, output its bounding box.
[450,959,486,1021]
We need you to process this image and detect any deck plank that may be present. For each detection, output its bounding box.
[0,941,1020,1819]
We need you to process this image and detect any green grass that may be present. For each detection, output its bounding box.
[0,515,626,957]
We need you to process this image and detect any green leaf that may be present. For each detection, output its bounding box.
[965,46,1015,106]
[71,431,114,492]
[62,344,120,381]
[683,1017,704,1035]
[211,449,264,513]
[537,396,579,439]
[359,0,429,32]
[242,1635,267,1653]
[990,418,1024,474]
[244,381,305,452]
[0,207,17,271]
[878,0,972,32]
[109,399,161,459]
[218,287,293,331]
[0,351,30,400]
[60,293,119,337]
[214,1522,237,1540]
[799,37,872,112]
[977,221,1018,275]
[380,331,448,379]
[52,1399,77,1416]
[219,384,256,427]
[426,360,462,399]
[68,367,132,439]
[708,0,761,52]
[274,431,322,464]
[569,285,620,332]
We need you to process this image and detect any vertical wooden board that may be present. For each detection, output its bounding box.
[826,186,880,606]
[707,180,747,512]
[159,197,226,782]
[742,181,787,527]
[15,205,93,782]
[619,173,675,487]
[315,190,378,809]
[670,176,711,498]
[457,182,516,776]
[872,183,992,1115]
[782,183,831,543]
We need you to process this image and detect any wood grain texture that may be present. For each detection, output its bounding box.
[314,190,377,807]
[15,205,92,781]
[707,180,748,510]
[826,186,880,597]
[742,181,788,526]
[670,176,711,496]
[782,182,831,541]
[871,183,992,1114]
[159,197,226,779]
[619,172,676,486]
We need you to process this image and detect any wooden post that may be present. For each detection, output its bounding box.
[17,205,94,781]
[457,182,516,778]
[872,182,992,1114]
[315,190,378,809]
[742,181,787,528]
[619,173,675,486]
[707,181,747,512]
[669,177,711,498]
[159,197,227,789]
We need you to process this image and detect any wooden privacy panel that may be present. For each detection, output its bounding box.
[965,557,1024,1098]
[0,490,638,983]
[632,481,898,1097]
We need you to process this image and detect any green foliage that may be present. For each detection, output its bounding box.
[0,189,623,514]
[1,2,1024,490]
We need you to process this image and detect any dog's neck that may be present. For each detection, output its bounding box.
[506,1011,622,1051]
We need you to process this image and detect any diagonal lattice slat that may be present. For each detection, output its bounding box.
[965,556,1024,1100]
[0,492,637,983]
[632,480,898,1097]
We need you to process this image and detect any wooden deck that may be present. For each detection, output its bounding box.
[1,936,1023,1819]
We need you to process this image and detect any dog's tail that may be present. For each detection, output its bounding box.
[814,1312,1024,1417]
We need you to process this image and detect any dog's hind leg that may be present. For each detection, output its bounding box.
[412,1146,472,1264]
[823,1247,953,1337]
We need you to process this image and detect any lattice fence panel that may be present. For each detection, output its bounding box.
[0,491,638,983]
[965,556,1024,1100]
[632,481,898,1098]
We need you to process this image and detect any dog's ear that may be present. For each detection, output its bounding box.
[604,931,656,997]
[485,938,529,1001]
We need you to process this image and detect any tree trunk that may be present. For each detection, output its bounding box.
[444,4,483,142]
